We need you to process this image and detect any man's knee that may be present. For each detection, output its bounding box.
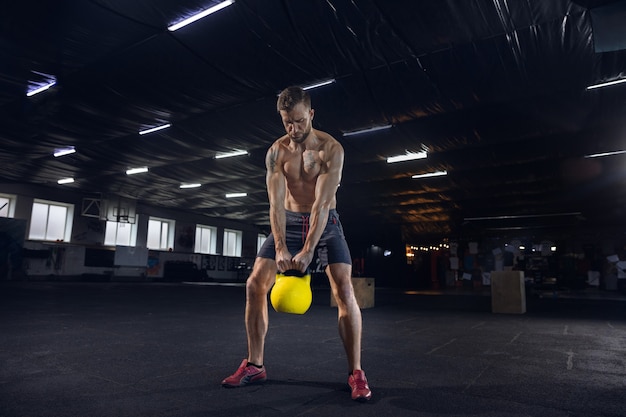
[246,261,275,297]
[246,274,269,295]
[332,278,356,305]
[327,264,354,303]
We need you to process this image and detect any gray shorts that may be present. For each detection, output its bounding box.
[257,209,352,268]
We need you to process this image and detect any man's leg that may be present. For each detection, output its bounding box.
[222,257,276,388]
[326,262,371,401]
[245,257,276,365]
[326,262,362,370]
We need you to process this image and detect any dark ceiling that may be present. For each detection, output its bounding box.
[2,0,626,244]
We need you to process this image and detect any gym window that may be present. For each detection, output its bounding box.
[147,217,175,250]
[28,199,74,242]
[104,221,138,247]
[223,228,242,257]
[257,233,267,253]
[195,225,217,254]
[0,194,17,218]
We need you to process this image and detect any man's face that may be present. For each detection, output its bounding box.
[280,102,314,143]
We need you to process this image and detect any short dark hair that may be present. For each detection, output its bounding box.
[277,86,311,113]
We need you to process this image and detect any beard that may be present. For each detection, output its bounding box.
[290,124,312,143]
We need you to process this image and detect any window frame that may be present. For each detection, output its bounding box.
[194,224,217,254]
[104,220,138,247]
[147,217,175,250]
[0,193,17,218]
[28,199,75,242]
[222,228,242,257]
[257,233,267,253]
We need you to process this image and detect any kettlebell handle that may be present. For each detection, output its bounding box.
[281,269,307,277]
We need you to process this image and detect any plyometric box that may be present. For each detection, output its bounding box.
[491,271,526,314]
[330,277,375,309]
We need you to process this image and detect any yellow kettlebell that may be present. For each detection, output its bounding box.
[270,269,312,314]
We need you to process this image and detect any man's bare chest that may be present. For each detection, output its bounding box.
[284,150,323,181]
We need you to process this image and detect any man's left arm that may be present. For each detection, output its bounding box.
[292,143,344,271]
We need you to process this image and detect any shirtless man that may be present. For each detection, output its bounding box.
[221,86,372,402]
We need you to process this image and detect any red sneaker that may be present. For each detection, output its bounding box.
[348,369,372,402]
[221,359,267,388]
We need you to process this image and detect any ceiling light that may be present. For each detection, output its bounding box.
[584,150,626,158]
[57,178,74,185]
[225,192,247,198]
[53,147,76,157]
[412,170,447,179]
[302,79,335,90]
[126,167,149,175]
[168,0,235,31]
[139,123,171,135]
[387,151,427,163]
[343,124,392,137]
[215,149,248,159]
[464,212,582,221]
[586,78,626,90]
[180,183,201,189]
[27,81,56,97]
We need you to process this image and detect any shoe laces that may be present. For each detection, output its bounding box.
[243,365,262,376]
[351,373,368,390]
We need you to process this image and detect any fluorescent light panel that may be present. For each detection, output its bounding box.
[464,212,581,221]
[387,151,427,163]
[57,178,74,184]
[180,183,201,189]
[586,78,626,90]
[343,124,392,137]
[27,81,56,97]
[53,147,76,157]
[126,167,149,175]
[412,170,447,179]
[168,0,235,31]
[302,79,335,90]
[139,123,171,135]
[215,149,248,159]
[225,192,247,198]
[584,150,626,158]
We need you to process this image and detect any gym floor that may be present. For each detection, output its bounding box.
[1,281,624,417]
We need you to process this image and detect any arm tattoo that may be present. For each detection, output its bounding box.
[267,149,278,172]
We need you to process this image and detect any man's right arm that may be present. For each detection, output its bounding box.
[265,144,291,271]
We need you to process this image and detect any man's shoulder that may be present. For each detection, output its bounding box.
[269,135,290,150]
[314,129,343,149]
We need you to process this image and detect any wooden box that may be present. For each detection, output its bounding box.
[330,277,375,309]
[491,271,526,314]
